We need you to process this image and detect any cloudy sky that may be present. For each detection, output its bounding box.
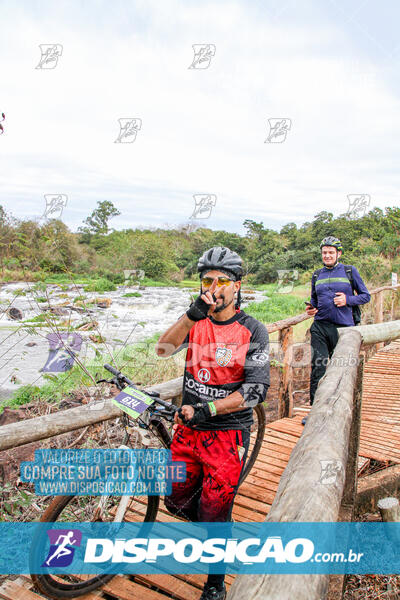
[1,0,400,235]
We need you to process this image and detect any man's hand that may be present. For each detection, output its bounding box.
[186,277,220,322]
[334,292,347,307]
[306,304,318,316]
[174,403,211,426]
[174,405,194,425]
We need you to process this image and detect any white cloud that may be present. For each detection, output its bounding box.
[0,0,399,233]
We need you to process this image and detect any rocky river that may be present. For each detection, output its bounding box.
[0,282,267,400]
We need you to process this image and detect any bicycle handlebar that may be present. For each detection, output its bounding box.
[103,363,177,412]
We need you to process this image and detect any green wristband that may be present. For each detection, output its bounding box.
[208,401,217,417]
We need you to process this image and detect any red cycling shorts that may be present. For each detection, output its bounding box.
[164,424,249,522]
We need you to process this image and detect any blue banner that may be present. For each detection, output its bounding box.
[2,522,400,575]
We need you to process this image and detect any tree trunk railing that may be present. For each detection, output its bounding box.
[272,282,400,419]
[227,319,400,600]
[0,377,183,452]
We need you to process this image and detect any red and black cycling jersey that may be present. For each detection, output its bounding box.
[176,309,270,431]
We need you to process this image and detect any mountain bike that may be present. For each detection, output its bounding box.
[30,364,266,598]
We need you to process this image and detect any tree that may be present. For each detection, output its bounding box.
[78,201,121,240]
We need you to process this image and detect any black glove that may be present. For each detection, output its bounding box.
[178,403,211,426]
[186,293,216,322]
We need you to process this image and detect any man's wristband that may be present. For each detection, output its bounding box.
[208,401,217,417]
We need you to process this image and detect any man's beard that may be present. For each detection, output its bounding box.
[213,296,233,313]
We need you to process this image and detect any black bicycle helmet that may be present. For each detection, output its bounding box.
[197,246,243,280]
[320,236,343,252]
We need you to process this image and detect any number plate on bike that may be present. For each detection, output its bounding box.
[112,386,155,419]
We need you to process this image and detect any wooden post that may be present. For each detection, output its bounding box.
[227,327,363,600]
[0,377,183,451]
[374,291,384,350]
[342,355,364,508]
[327,356,364,600]
[277,326,293,419]
[391,290,395,322]
[378,497,400,522]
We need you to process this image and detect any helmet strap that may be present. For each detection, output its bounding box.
[235,288,242,309]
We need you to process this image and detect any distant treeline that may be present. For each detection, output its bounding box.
[1,202,399,285]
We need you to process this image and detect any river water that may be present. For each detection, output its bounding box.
[0,282,266,399]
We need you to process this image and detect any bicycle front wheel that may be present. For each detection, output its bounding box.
[239,403,266,485]
[30,493,159,599]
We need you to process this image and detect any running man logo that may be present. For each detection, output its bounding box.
[188,44,216,69]
[276,269,298,294]
[318,460,343,485]
[43,194,68,220]
[115,118,142,143]
[36,44,63,69]
[42,529,82,567]
[123,269,145,284]
[190,195,217,219]
[265,118,292,143]
[346,194,370,220]
[41,332,83,373]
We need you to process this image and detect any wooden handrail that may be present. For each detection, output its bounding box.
[228,319,400,600]
[0,377,183,452]
[267,281,399,334]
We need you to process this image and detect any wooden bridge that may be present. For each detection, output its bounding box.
[2,337,400,600]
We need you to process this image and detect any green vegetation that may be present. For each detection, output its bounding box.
[23,314,48,323]
[2,200,399,290]
[246,292,305,324]
[83,278,116,292]
[123,292,142,297]
[0,333,183,413]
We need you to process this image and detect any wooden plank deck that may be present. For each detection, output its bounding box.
[2,342,400,599]
[0,418,300,600]
[359,341,400,462]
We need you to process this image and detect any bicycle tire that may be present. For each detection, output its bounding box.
[30,493,159,599]
[238,403,266,485]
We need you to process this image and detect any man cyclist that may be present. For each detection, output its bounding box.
[303,236,370,424]
[156,246,270,600]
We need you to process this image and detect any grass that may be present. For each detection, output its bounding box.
[83,278,117,292]
[246,290,305,323]
[23,314,49,323]
[245,284,311,342]
[123,292,142,297]
[0,333,184,414]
